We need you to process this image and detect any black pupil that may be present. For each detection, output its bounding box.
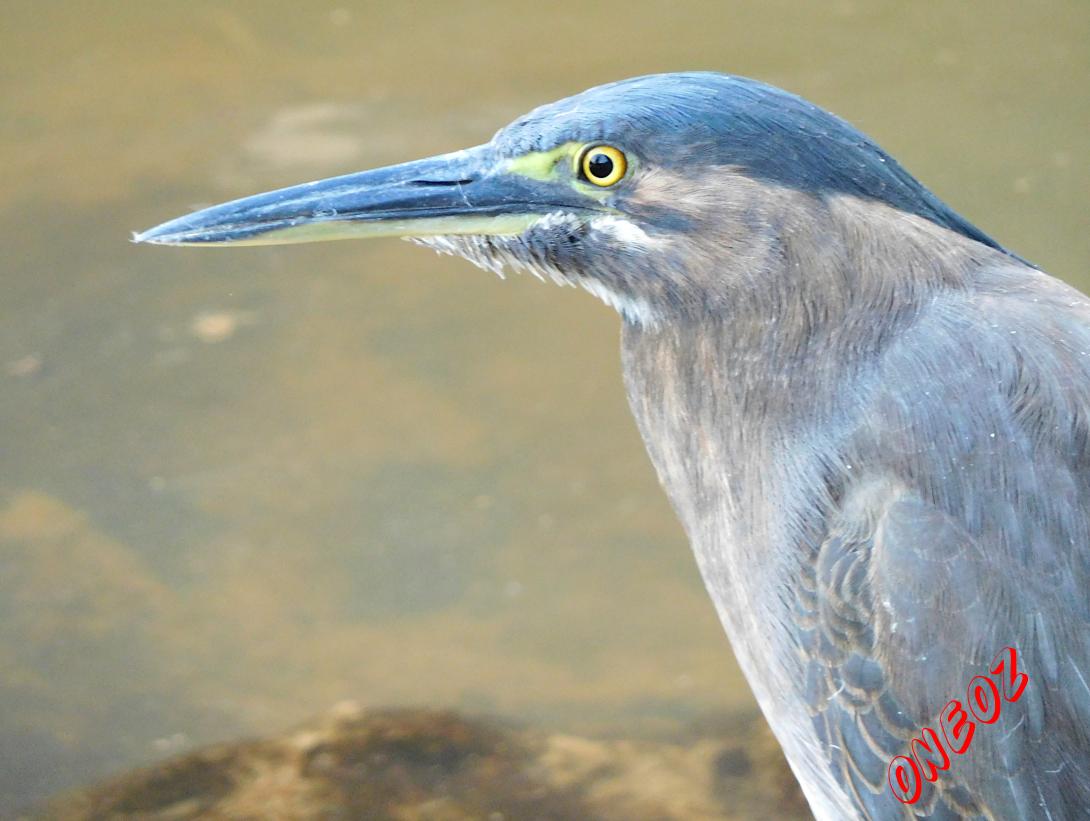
[587,152,614,179]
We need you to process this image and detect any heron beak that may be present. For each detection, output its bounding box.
[134,144,591,247]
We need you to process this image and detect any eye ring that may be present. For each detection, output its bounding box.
[578,144,627,187]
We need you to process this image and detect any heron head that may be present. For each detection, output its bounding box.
[136,73,998,326]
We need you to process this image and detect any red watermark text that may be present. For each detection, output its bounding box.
[887,646,1029,804]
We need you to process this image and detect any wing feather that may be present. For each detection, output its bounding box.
[795,271,1090,819]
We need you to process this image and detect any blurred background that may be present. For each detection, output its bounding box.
[1,0,1087,816]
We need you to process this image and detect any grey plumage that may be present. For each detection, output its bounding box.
[138,72,1090,820]
[622,227,1090,819]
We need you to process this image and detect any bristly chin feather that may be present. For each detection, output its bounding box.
[409,213,661,328]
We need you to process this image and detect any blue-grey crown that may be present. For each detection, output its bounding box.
[494,72,1007,254]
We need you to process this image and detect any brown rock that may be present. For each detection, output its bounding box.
[33,707,808,821]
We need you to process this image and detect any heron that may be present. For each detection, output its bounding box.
[136,73,1090,820]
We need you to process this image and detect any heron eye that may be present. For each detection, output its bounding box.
[579,145,627,187]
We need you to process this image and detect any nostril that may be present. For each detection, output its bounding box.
[406,179,475,187]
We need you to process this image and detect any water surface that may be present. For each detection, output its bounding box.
[1,0,1087,813]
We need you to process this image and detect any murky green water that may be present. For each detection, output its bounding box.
[1,0,1087,813]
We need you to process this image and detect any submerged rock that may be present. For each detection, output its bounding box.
[33,706,808,820]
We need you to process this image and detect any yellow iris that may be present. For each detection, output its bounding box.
[579,145,627,187]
